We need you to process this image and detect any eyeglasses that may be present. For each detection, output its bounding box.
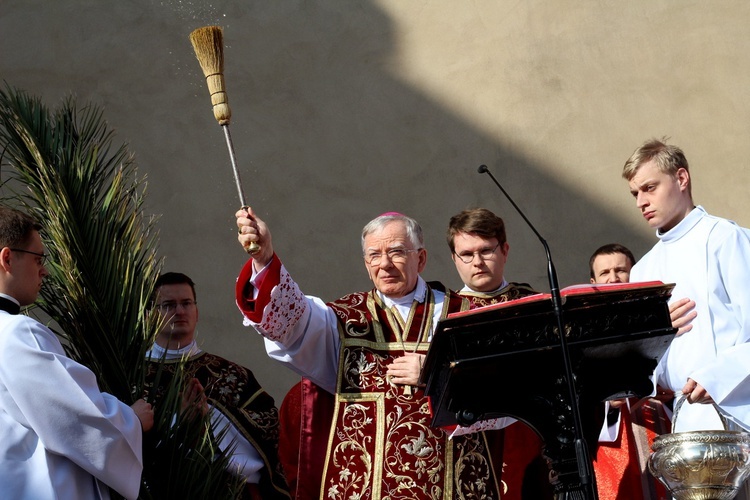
[454,242,501,264]
[10,248,48,266]
[154,300,197,312]
[364,247,421,266]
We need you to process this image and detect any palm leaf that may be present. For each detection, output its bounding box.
[0,85,244,499]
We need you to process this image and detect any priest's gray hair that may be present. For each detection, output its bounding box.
[361,213,424,251]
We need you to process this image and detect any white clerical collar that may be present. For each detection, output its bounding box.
[378,276,427,309]
[657,205,704,242]
[460,279,508,295]
[146,339,202,360]
[0,293,20,307]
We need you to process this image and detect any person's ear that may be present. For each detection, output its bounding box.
[417,248,427,273]
[0,247,13,272]
[676,167,690,191]
[500,242,510,259]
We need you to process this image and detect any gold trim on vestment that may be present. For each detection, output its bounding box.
[321,286,496,499]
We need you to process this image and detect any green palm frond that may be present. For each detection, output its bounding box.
[0,87,157,397]
[0,85,244,499]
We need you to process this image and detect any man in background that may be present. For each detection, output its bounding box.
[588,243,635,284]
[446,207,552,500]
[447,208,537,304]
[588,243,672,499]
[145,272,289,499]
[0,206,152,500]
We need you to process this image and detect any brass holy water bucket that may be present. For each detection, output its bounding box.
[649,395,750,499]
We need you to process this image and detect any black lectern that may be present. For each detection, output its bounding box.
[422,281,676,497]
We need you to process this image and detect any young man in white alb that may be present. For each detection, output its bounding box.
[623,138,750,434]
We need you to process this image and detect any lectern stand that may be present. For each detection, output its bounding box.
[422,281,676,498]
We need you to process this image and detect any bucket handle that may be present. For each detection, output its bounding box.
[673,392,731,430]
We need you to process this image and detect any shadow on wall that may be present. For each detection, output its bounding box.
[0,0,654,401]
[155,0,653,292]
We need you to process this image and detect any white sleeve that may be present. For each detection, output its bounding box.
[448,416,517,438]
[0,316,143,499]
[250,263,341,394]
[692,226,750,427]
[210,407,265,483]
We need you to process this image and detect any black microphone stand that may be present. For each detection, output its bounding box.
[478,164,598,500]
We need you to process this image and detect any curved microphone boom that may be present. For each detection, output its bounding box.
[478,164,597,500]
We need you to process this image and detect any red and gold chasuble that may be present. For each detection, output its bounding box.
[323,283,502,499]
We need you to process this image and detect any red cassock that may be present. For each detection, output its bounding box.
[593,398,671,500]
[278,378,335,500]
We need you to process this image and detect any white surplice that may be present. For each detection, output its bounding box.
[631,206,750,432]
[0,310,143,499]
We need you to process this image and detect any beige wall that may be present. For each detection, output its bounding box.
[2,0,749,401]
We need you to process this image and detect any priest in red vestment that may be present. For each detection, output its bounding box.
[235,209,503,499]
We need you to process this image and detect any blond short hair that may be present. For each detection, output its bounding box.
[622,138,688,177]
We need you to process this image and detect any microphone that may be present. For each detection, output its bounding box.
[478,164,597,499]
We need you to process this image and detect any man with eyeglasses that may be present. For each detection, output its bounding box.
[447,208,537,304]
[143,272,289,499]
[446,208,553,499]
[235,209,504,499]
[0,206,153,499]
